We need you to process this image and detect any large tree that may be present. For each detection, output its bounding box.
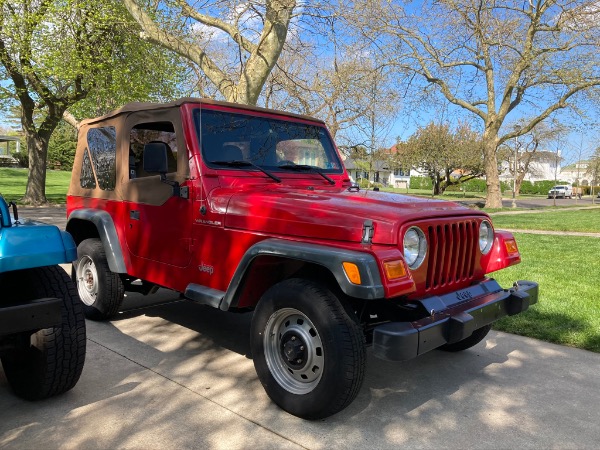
[0,0,186,204]
[352,0,600,207]
[0,0,100,204]
[122,0,297,106]
[399,122,485,195]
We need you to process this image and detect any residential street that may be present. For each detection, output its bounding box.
[1,204,599,449]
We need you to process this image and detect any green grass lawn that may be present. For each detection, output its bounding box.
[492,233,600,353]
[0,168,71,204]
[491,208,600,233]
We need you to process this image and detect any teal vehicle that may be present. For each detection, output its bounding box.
[0,194,85,399]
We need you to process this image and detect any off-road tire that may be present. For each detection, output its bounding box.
[439,324,492,352]
[73,238,124,320]
[251,278,366,420]
[0,266,86,400]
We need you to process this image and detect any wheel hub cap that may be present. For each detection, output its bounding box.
[76,256,98,306]
[281,332,306,368]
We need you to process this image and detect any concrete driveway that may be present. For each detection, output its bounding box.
[2,205,599,448]
[2,288,599,449]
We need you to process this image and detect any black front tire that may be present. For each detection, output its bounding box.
[73,238,124,320]
[439,324,492,352]
[0,266,86,400]
[251,278,366,419]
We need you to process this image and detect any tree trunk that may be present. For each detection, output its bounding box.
[515,173,526,196]
[432,173,442,196]
[483,134,502,208]
[22,132,50,205]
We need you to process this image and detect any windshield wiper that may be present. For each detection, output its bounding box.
[277,163,335,185]
[212,160,281,183]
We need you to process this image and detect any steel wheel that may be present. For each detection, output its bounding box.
[251,278,366,419]
[263,307,324,394]
[76,255,98,306]
[72,238,124,320]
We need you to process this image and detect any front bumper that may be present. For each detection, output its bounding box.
[372,279,538,361]
[0,298,62,337]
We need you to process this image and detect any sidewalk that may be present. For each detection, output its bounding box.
[500,228,600,238]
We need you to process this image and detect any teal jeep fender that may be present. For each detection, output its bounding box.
[0,196,76,273]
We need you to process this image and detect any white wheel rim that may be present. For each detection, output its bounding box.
[76,255,98,306]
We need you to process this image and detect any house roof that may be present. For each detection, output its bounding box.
[561,160,590,171]
[0,135,20,143]
[344,158,391,172]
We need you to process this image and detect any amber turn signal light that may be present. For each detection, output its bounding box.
[504,239,519,255]
[383,260,407,280]
[342,262,362,285]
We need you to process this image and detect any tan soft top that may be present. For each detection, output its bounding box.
[80,97,325,126]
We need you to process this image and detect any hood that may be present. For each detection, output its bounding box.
[220,186,486,245]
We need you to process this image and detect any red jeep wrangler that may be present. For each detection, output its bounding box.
[66,98,538,419]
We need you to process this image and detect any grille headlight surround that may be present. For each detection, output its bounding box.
[403,226,427,269]
[479,220,494,255]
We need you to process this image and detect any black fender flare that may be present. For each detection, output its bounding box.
[66,209,127,273]
[221,238,384,310]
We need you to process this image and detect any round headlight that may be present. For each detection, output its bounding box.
[479,220,494,254]
[403,227,427,269]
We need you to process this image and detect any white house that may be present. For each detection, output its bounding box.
[499,150,562,184]
[559,161,593,185]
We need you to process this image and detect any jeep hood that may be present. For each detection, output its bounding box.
[221,187,485,245]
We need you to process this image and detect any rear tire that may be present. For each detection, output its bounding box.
[439,324,492,352]
[251,278,366,419]
[0,266,86,400]
[73,238,124,320]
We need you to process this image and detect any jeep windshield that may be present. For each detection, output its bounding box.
[195,108,344,176]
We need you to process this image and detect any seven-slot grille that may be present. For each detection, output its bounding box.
[425,219,478,290]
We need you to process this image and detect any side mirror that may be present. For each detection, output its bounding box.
[143,142,169,176]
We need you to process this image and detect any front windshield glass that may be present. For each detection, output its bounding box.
[194,108,343,173]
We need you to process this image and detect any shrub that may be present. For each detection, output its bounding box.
[462,178,487,192]
[357,178,371,188]
[47,123,76,170]
[519,180,535,194]
[11,151,28,168]
[409,176,432,190]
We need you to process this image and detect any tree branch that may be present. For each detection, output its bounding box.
[121,0,236,100]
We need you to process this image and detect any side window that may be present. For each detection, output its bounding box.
[80,126,117,190]
[129,122,178,179]
[88,127,117,190]
[79,148,96,189]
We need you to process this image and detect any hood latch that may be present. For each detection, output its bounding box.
[362,220,374,243]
